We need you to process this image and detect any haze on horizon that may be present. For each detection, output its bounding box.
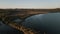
[0,0,60,9]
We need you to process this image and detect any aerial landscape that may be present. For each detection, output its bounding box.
[0,0,60,34]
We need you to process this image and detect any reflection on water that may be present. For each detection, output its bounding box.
[0,20,24,34]
[1,13,60,34]
[13,19,22,23]
[21,13,60,34]
[7,16,22,24]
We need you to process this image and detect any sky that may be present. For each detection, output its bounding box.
[0,0,60,9]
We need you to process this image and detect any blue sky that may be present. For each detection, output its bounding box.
[0,0,60,9]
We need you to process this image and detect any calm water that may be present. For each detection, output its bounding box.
[1,13,60,34]
[0,17,23,34]
[22,13,60,34]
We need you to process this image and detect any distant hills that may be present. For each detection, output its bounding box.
[0,8,60,18]
[0,8,60,12]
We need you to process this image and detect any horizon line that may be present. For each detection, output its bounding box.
[0,8,60,9]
